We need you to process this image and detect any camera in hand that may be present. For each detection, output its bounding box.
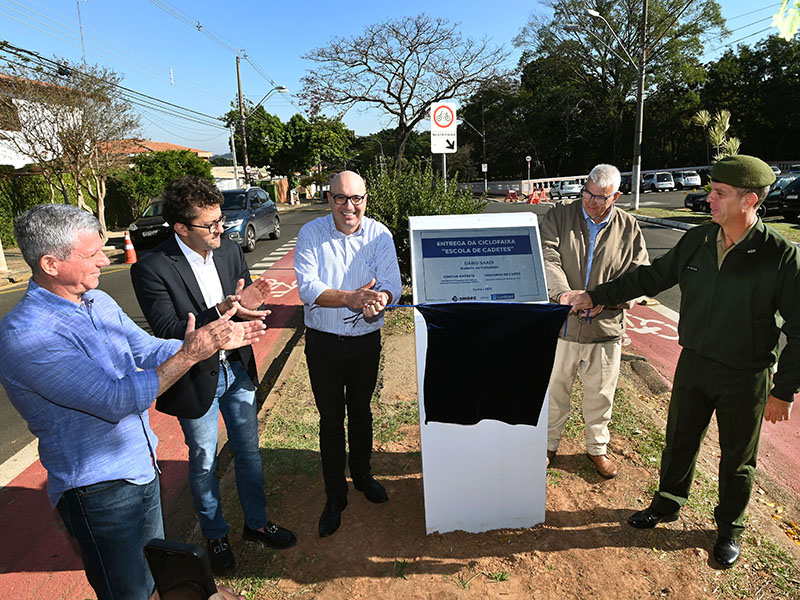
[145,539,217,600]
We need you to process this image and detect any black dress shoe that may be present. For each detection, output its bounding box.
[318,495,348,538]
[353,475,389,503]
[713,536,741,569]
[206,535,235,575]
[243,522,297,549]
[628,507,680,529]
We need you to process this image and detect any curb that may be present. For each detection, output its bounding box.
[630,214,697,231]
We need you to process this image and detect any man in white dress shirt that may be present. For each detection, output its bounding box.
[294,171,402,538]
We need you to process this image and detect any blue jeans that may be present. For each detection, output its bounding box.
[179,358,267,539]
[56,475,163,600]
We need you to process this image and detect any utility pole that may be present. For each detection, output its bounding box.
[630,0,648,210]
[229,124,241,188]
[236,54,250,188]
[481,106,487,194]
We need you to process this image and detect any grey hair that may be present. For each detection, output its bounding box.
[14,204,101,274]
[739,185,771,207]
[587,164,622,192]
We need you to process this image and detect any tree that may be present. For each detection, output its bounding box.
[0,58,140,235]
[108,150,213,220]
[365,163,483,281]
[511,0,725,171]
[223,106,354,183]
[692,109,740,162]
[773,0,800,40]
[701,35,800,161]
[300,13,508,172]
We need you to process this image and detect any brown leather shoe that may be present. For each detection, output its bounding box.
[587,454,618,479]
[546,450,556,467]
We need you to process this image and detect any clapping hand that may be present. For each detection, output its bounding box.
[182,309,266,362]
[217,276,272,320]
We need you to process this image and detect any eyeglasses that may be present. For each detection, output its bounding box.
[180,215,226,234]
[581,187,616,204]
[330,193,367,206]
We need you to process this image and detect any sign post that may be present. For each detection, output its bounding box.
[430,102,457,190]
[526,155,532,183]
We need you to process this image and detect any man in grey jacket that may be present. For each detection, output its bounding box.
[540,164,649,478]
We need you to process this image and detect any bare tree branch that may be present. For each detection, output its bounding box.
[300,13,509,171]
[0,58,140,235]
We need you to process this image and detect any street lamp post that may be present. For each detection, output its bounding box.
[235,69,289,188]
[570,4,648,210]
[364,137,385,174]
[458,116,487,194]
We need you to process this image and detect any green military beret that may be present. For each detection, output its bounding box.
[711,155,776,188]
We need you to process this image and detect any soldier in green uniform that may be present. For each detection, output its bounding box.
[564,155,800,569]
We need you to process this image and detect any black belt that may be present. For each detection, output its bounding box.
[307,328,380,342]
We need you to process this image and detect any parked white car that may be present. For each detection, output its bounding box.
[642,172,675,192]
[550,179,583,200]
[673,171,701,190]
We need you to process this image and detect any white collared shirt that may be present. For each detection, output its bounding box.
[175,234,225,310]
[294,214,402,336]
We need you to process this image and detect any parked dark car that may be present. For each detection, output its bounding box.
[685,190,709,213]
[619,175,632,194]
[758,175,797,217]
[220,187,280,252]
[779,177,800,222]
[128,198,171,252]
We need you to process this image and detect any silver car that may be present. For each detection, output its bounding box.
[674,171,701,190]
[642,172,675,192]
[550,179,583,200]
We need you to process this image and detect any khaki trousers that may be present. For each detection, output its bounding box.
[547,338,622,455]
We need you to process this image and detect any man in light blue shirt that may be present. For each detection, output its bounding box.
[294,170,401,538]
[0,204,263,600]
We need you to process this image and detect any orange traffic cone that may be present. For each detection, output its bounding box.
[124,231,137,264]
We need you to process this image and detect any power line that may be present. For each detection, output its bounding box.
[0,43,226,130]
[0,0,229,102]
[143,0,306,116]
[725,2,783,23]
[702,26,775,58]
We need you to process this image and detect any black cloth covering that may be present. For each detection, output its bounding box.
[416,302,570,427]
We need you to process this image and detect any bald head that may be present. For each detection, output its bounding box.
[328,171,368,235]
[330,170,366,195]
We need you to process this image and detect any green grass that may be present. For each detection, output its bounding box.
[484,570,510,582]
[608,389,665,465]
[393,558,410,579]
[454,572,479,589]
[258,362,321,481]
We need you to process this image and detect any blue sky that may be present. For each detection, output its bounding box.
[0,0,785,155]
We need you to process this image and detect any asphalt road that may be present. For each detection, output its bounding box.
[0,205,326,466]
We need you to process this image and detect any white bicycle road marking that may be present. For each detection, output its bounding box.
[623,313,679,345]
[249,239,298,296]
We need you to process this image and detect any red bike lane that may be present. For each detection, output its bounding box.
[623,302,800,501]
[0,250,300,600]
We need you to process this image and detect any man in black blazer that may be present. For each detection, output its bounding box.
[131,176,295,575]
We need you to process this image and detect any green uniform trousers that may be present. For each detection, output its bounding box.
[651,348,770,539]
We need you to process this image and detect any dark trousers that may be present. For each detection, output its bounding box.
[305,328,381,498]
[56,476,163,600]
[651,348,769,539]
